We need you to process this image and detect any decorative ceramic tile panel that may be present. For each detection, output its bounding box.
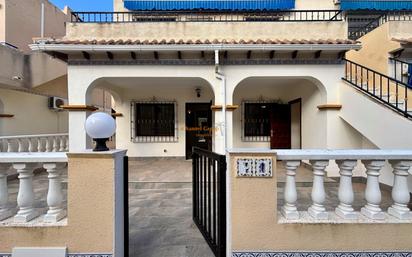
[232,252,412,257]
[236,157,272,177]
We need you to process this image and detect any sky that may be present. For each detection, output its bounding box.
[49,0,113,12]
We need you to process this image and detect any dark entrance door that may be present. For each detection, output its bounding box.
[270,104,291,149]
[186,103,212,159]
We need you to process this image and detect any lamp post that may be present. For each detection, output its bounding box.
[85,112,116,151]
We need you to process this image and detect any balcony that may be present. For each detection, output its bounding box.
[65,10,348,42]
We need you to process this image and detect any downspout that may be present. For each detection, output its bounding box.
[40,2,45,38]
[214,50,227,152]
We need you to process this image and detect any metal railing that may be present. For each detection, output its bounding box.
[349,11,412,40]
[70,10,343,23]
[343,59,412,119]
[192,147,226,257]
[390,57,412,86]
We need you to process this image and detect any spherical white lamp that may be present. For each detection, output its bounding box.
[85,112,116,151]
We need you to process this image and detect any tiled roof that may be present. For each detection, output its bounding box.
[40,38,358,45]
[392,38,412,45]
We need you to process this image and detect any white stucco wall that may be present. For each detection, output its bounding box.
[0,88,68,136]
[67,63,346,156]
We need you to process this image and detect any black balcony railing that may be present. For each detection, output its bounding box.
[70,10,343,23]
[343,59,412,119]
[348,11,412,40]
[390,57,412,86]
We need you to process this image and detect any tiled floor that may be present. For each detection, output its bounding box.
[5,159,408,256]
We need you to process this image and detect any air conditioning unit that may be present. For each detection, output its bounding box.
[48,96,67,110]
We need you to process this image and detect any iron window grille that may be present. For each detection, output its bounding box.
[131,100,178,143]
[241,100,282,142]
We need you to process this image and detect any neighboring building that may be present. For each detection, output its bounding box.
[0,0,113,145]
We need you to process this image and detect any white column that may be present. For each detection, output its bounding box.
[44,163,67,223]
[281,160,300,220]
[361,160,385,220]
[308,160,329,220]
[388,160,412,220]
[0,164,14,221]
[335,160,357,220]
[13,163,39,223]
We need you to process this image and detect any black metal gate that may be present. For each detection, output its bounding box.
[192,147,226,257]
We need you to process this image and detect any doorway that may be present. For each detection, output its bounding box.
[269,99,302,149]
[185,103,212,159]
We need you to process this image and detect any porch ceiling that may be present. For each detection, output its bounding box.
[100,77,212,90]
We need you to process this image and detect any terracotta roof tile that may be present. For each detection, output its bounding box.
[39,38,359,45]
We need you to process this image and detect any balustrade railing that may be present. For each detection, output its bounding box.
[70,10,343,23]
[0,134,69,153]
[0,153,68,224]
[343,59,412,119]
[277,150,412,222]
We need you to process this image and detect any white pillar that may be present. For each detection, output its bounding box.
[281,160,300,220]
[388,160,412,220]
[335,160,357,219]
[361,160,385,220]
[13,163,39,222]
[44,163,67,223]
[0,163,14,221]
[308,160,329,220]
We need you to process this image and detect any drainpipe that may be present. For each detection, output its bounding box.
[214,50,227,152]
[41,2,45,38]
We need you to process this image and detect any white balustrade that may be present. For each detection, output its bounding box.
[361,160,385,220]
[0,134,68,153]
[335,160,357,219]
[281,160,300,220]
[273,150,412,222]
[0,152,68,224]
[0,163,14,220]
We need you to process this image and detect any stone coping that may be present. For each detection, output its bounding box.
[227,149,412,160]
[66,149,127,159]
[0,215,67,227]
[0,152,68,163]
[278,211,412,224]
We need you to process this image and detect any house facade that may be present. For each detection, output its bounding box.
[0,0,412,256]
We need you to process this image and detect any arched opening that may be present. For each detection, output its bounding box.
[232,77,327,149]
[87,77,216,157]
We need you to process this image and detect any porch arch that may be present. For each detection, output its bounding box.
[231,76,327,149]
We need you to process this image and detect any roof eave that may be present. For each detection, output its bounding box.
[29,43,362,53]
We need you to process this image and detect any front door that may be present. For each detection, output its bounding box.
[270,104,291,149]
[186,103,212,159]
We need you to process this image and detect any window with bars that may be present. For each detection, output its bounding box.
[132,101,177,142]
[243,102,273,142]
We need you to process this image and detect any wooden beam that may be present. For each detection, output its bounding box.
[269,50,275,59]
[131,52,137,60]
[314,50,322,59]
[338,50,346,60]
[46,51,68,62]
[177,51,182,60]
[82,51,90,60]
[0,114,14,118]
[226,105,239,111]
[292,50,298,59]
[154,51,159,60]
[211,105,223,111]
[247,50,252,59]
[317,104,342,110]
[61,105,98,112]
[107,51,114,60]
[223,51,228,59]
